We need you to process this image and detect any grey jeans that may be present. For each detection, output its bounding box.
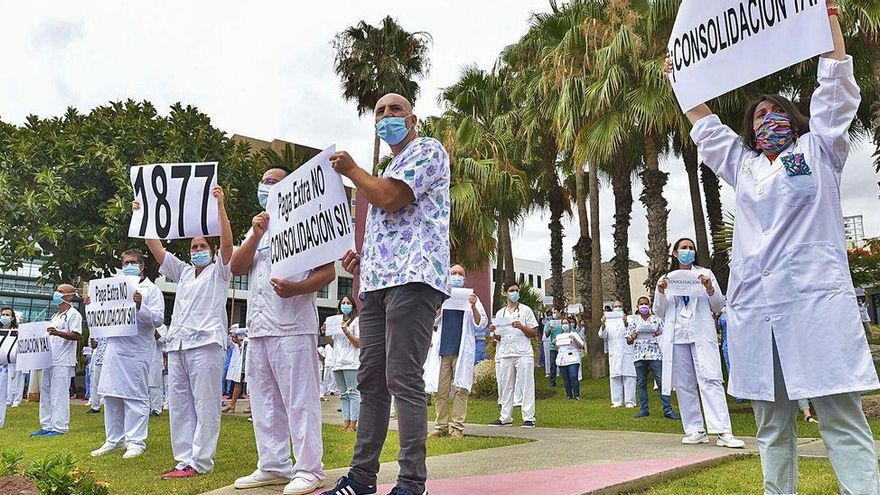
[349,283,445,495]
[752,341,880,495]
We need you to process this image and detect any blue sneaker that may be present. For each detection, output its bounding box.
[664,411,681,420]
[30,429,50,437]
[43,431,63,437]
[389,487,428,495]
[321,475,376,495]
[634,410,650,419]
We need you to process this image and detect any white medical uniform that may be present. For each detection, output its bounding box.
[7,362,24,406]
[599,314,636,407]
[244,229,326,481]
[0,364,7,428]
[98,278,165,450]
[320,344,338,396]
[424,299,487,394]
[148,325,167,414]
[40,306,82,433]
[89,337,107,410]
[0,325,16,427]
[160,252,231,474]
[225,336,249,384]
[493,304,539,423]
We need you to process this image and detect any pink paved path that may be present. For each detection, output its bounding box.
[375,454,725,495]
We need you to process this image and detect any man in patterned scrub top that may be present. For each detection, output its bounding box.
[324,93,450,495]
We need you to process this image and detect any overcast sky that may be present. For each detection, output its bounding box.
[4,0,879,277]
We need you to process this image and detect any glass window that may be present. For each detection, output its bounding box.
[537,276,542,289]
[529,274,534,286]
[230,275,248,291]
[337,277,353,299]
[318,284,330,299]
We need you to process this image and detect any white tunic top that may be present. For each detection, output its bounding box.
[555,331,584,367]
[690,55,878,400]
[332,317,361,371]
[598,315,636,378]
[160,252,232,352]
[424,299,487,393]
[494,304,539,359]
[49,307,82,368]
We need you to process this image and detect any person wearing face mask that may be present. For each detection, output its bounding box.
[138,185,233,479]
[655,239,743,449]
[325,92,450,495]
[331,295,361,433]
[424,265,487,438]
[6,311,25,408]
[230,167,334,495]
[544,313,565,387]
[598,300,636,408]
[489,281,539,429]
[626,296,677,420]
[668,5,880,493]
[554,318,584,400]
[87,337,107,413]
[31,284,81,437]
[87,248,165,459]
[0,307,19,428]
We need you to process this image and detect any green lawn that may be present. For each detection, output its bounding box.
[438,363,880,439]
[0,403,526,495]
[632,457,842,494]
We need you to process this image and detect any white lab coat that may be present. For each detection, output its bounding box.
[225,336,249,383]
[598,316,636,378]
[691,56,879,401]
[424,299,487,394]
[653,266,725,396]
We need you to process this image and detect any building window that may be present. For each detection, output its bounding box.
[337,277,353,298]
[230,275,248,291]
[529,274,534,286]
[537,276,542,289]
[518,273,525,284]
[318,284,330,299]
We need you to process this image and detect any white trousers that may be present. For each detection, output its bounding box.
[0,365,7,428]
[104,395,149,448]
[673,343,732,435]
[7,364,24,406]
[89,364,103,410]
[498,355,535,422]
[610,376,636,407]
[321,364,338,396]
[149,384,164,413]
[168,344,224,474]
[249,335,325,479]
[39,366,73,433]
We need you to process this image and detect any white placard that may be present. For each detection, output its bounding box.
[665,270,705,297]
[15,322,52,371]
[442,288,473,311]
[129,162,219,239]
[566,304,582,315]
[604,310,625,320]
[543,296,554,307]
[86,275,141,338]
[0,329,17,365]
[493,316,519,337]
[325,315,344,336]
[554,334,572,347]
[267,145,355,280]
[668,0,833,112]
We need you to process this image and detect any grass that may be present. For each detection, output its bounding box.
[0,403,526,495]
[632,457,843,494]
[438,362,880,439]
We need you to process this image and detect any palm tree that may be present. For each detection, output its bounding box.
[332,16,432,171]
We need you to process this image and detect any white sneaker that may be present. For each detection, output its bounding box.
[122,445,145,459]
[90,442,124,457]
[611,403,623,408]
[717,433,745,449]
[11,403,19,408]
[234,469,290,489]
[625,404,636,409]
[283,472,321,495]
[681,431,709,445]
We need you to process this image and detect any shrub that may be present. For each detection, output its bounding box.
[0,451,110,495]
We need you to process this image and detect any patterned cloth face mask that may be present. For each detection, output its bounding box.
[755,112,795,154]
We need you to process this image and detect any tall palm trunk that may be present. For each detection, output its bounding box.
[372,131,381,174]
[683,143,709,257]
[701,164,729,291]
[548,179,567,311]
[501,217,515,285]
[494,225,506,311]
[573,161,594,373]
[640,133,669,291]
[610,159,633,313]
[588,162,606,378]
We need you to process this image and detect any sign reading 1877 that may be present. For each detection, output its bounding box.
[128,162,219,240]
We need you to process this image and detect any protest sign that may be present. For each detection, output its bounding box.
[604,310,625,320]
[668,0,832,112]
[442,288,473,311]
[554,334,573,347]
[86,275,140,338]
[664,270,706,297]
[493,316,519,337]
[566,304,583,315]
[16,322,52,371]
[0,328,17,365]
[129,162,219,239]
[325,315,344,337]
[268,145,355,280]
[543,296,554,307]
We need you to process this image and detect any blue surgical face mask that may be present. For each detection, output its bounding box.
[561,324,570,332]
[0,315,11,326]
[450,274,465,288]
[122,263,141,277]
[677,249,696,266]
[376,116,411,145]
[507,291,520,303]
[340,303,353,315]
[191,250,212,267]
[257,183,272,209]
[52,291,68,307]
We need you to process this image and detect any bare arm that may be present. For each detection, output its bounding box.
[822,3,845,61]
[270,263,335,299]
[330,151,414,212]
[230,213,267,276]
[215,187,233,265]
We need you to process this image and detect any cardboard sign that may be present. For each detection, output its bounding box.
[267,145,354,280]
[86,275,141,338]
[665,270,705,297]
[15,322,52,371]
[0,329,17,365]
[668,0,833,112]
[129,162,220,239]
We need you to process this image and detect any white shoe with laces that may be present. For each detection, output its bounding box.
[283,472,321,495]
[234,469,290,489]
[122,445,145,459]
[90,442,124,457]
[681,431,709,445]
[717,433,746,449]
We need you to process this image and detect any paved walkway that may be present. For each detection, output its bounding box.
[205,397,868,495]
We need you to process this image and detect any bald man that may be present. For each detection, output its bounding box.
[325,93,451,495]
[33,284,82,437]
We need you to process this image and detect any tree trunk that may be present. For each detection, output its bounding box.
[494,224,506,312]
[574,161,592,310]
[640,133,669,292]
[610,159,633,313]
[588,162,607,379]
[501,217,516,286]
[548,179,567,312]
[372,130,381,175]
[683,144,709,259]
[701,164,729,291]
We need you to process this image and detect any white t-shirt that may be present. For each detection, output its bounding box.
[494,304,539,358]
[332,316,360,370]
[555,331,584,367]
[49,307,82,367]
[160,252,232,352]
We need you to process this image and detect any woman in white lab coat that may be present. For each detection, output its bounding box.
[0,307,18,429]
[332,295,361,432]
[554,318,584,400]
[223,332,248,414]
[670,7,880,492]
[654,239,743,449]
[598,301,636,408]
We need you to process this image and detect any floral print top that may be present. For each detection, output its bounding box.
[628,315,664,362]
[360,137,451,296]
